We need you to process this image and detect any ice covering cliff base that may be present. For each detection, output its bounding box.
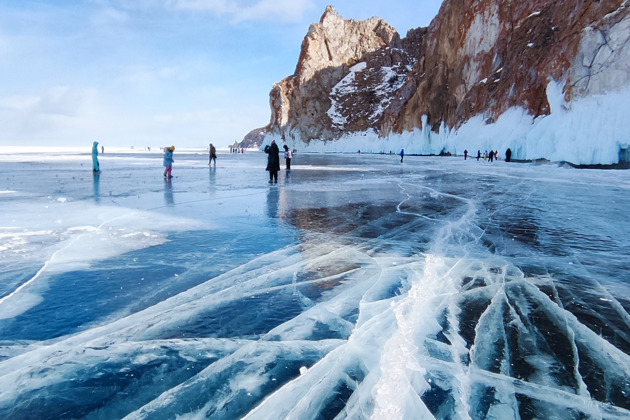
[266,81,630,166]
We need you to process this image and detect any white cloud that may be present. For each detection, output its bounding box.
[0,95,39,112]
[0,83,269,148]
[0,87,100,118]
[0,86,109,144]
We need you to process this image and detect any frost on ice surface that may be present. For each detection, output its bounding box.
[0,151,629,419]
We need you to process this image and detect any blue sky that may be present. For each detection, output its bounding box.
[0,0,443,149]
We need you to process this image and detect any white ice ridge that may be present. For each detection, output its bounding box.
[241,259,630,419]
[0,239,365,397]
[0,202,204,320]
[240,183,630,419]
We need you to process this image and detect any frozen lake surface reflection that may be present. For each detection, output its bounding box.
[0,151,629,419]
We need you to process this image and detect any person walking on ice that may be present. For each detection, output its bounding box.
[209,143,217,166]
[283,145,293,170]
[92,141,101,173]
[163,146,175,178]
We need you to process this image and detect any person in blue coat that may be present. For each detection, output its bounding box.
[400,148,405,163]
[92,141,100,172]
[163,146,175,178]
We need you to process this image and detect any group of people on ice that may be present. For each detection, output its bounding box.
[463,148,512,162]
[91,140,513,184]
[92,140,294,184]
[92,141,178,177]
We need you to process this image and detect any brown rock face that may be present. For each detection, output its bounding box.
[269,5,403,142]
[265,1,630,146]
[394,0,628,135]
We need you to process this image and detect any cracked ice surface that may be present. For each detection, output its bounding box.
[0,150,629,419]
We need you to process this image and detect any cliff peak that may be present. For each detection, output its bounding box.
[320,5,341,24]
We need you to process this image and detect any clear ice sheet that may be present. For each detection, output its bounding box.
[0,151,629,419]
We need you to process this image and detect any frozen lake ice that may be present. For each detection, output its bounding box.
[0,149,629,419]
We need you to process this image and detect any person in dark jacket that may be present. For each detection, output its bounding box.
[265,141,280,183]
[209,143,217,166]
[505,148,512,162]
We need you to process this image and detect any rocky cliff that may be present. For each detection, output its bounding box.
[268,5,408,143]
[259,1,630,164]
[392,0,630,134]
[240,127,267,149]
